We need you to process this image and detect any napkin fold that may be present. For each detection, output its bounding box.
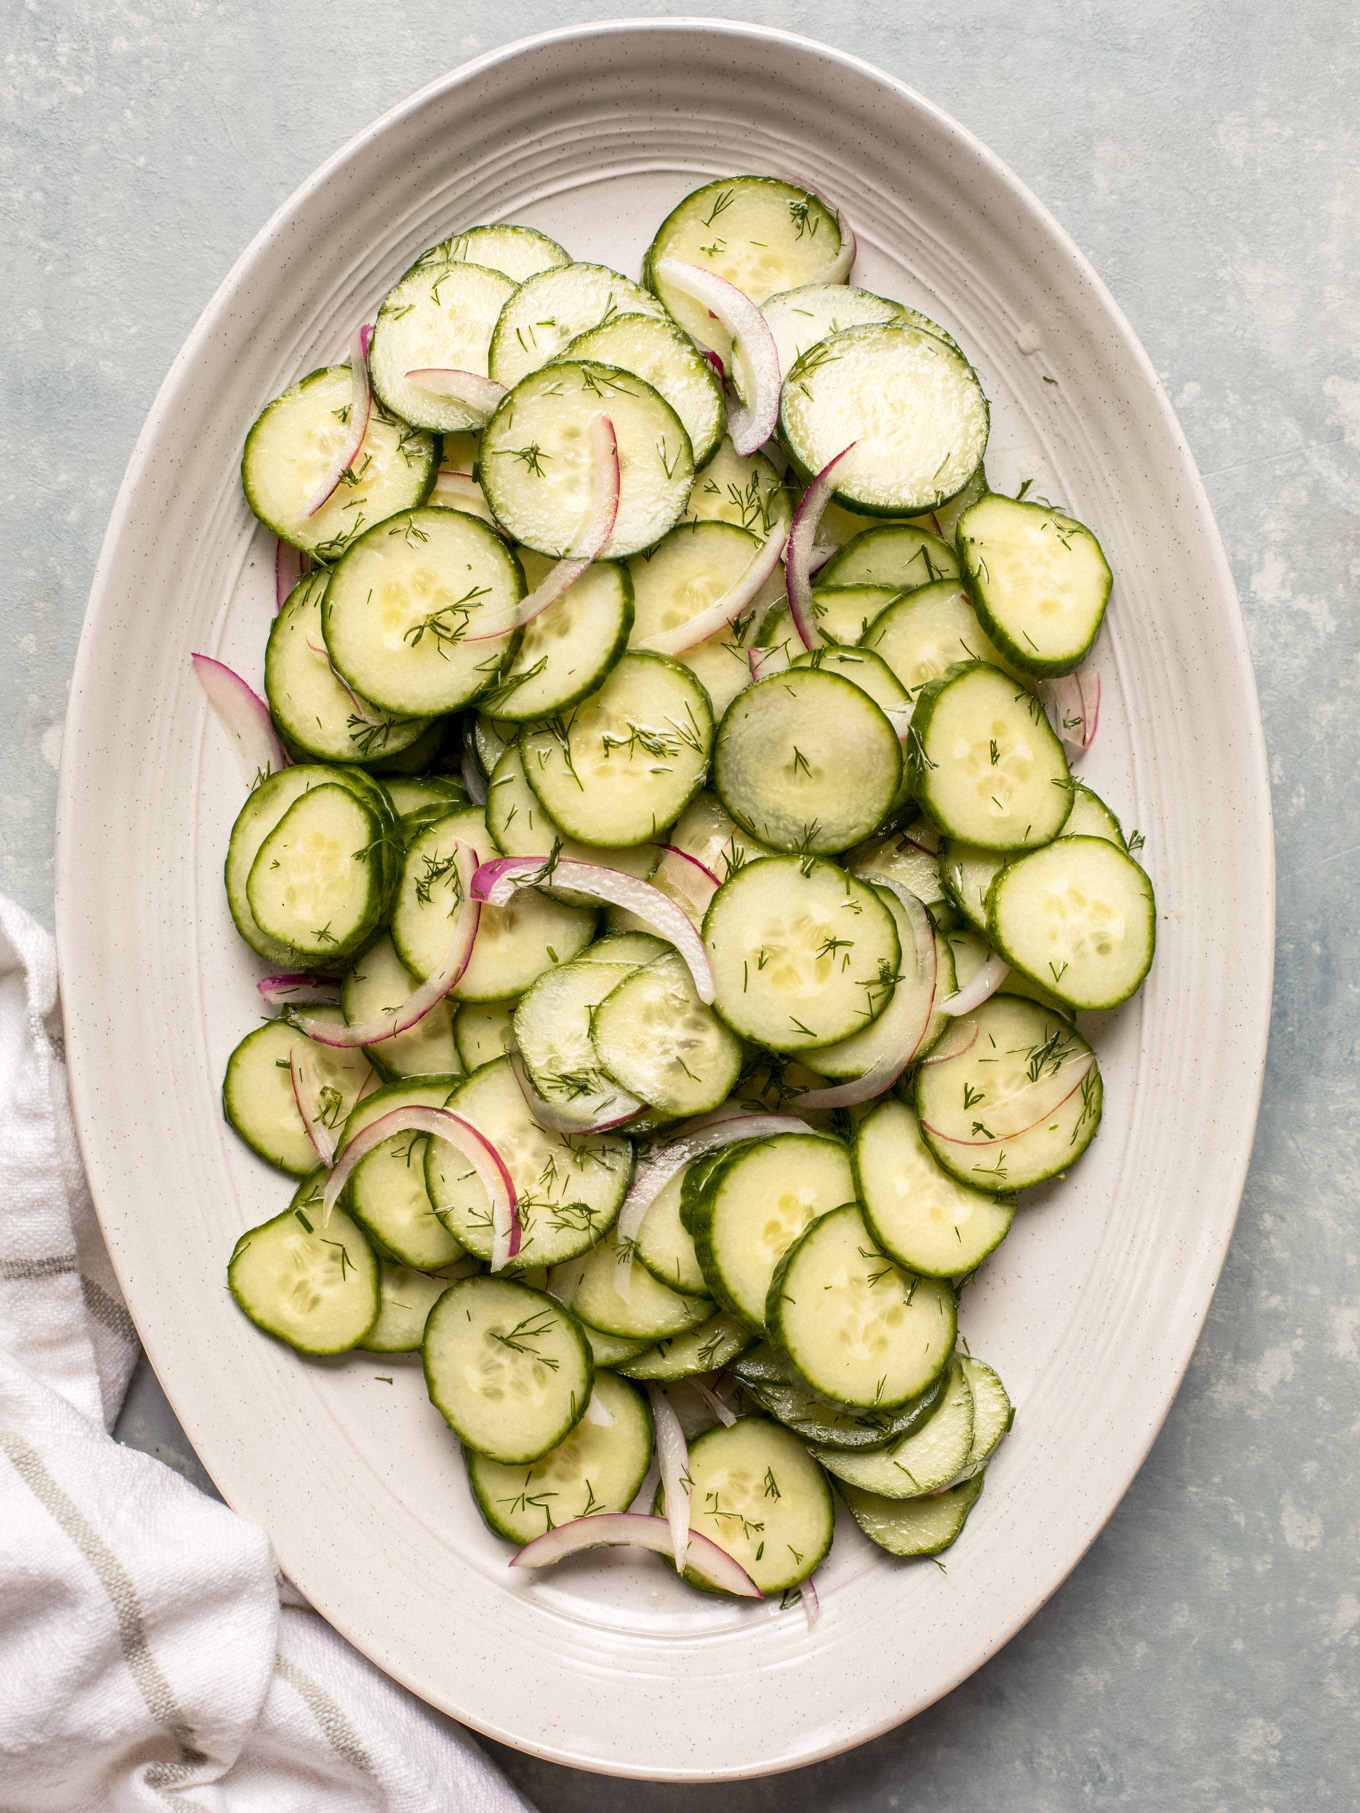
[0,897,534,1813]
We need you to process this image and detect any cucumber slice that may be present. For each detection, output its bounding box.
[854,1098,1014,1277]
[342,933,461,1081]
[592,952,743,1118]
[818,522,959,591]
[703,856,900,1052]
[473,714,516,780]
[840,1471,985,1556]
[781,323,989,517]
[246,783,386,963]
[465,1370,653,1541]
[485,743,661,906]
[521,651,713,848]
[481,361,694,560]
[564,313,726,468]
[478,554,634,721]
[958,493,1112,676]
[381,775,468,818]
[568,1225,711,1340]
[845,825,947,909]
[732,1341,949,1452]
[946,927,1072,1018]
[340,1076,466,1269]
[954,1356,1013,1480]
[580,931,670,967]
[222,1011,372,1176]
[666,789,779,883]
[578,1320,654,1369]
[859,579,1016,698]
[321,507,525,717]
[808,584,902,646]
[660,1417,834,1594]
[618,1311,755,1381]
[241,366,437,559]
[488,264,668,388]
[228,1176,378,1354]
[631,1165,710,1297]
[761,282,911,378]
[1063,780,1127,846]
[424,1055,631,1269]
[512,955,644,1129]
[714,669,901,855]
[986,835,1156,1008]
[454,1001,516,1072]
[369,253,518,434]
[423,1276,593,1464]
[806,883,942,1079]
[787,644,912,815]
[361,1261,453,1353]
[811,1353,973,1493]
[692,1132,854,1329]
[939,841,1006,932]
[914,995,1102,1192]
[908,662,1072,851]
[683,439,793,536]
[768,1204,956,1409]
[447,223,571,283]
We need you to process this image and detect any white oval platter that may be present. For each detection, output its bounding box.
[55,19,1273,1783]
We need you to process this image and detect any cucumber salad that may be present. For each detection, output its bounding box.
[201,174,1155,1614]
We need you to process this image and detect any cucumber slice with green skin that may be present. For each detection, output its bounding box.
[446,223,572,283]
[424,1055,631,1270]
[807,585,903,647]
[521,651,713,848]
[627,521,786,721]
[986,835,1156,1009]
[361,1261,453,1352]
[908,662,1072,852]
[946,926,1072,1018]
[840,1471,986,1556]
[818,523,959,592]
[369,255,518,435]
[381,775,468,818]
[859,580,1018,699]
[788,644,913,817]
[485,743,661,906]
[951,1356,1013,1481]
[1063,781,1127,846]
[768,1204,957,1410]
[339,1076,467,1269]
[466,1370,653,1541]
[691,1133,855,1330]
[714,670,902,856]
[760,282,913,381]
[266,572,433,766]
[678,1143,753,1237]
[580,931,670,967]
[488,264,669,389]
[473,714,516,780]
[733,1341,949,1452]
[781,323,989,517]
[682,439,794,537]
[246,784,386,964]
[241,366,437,559]
[361,717,452,775]
[617,1310,755,1381]
[454,1001,516,1072]
[666,790,779,884]
[321,507,524,717]
[481,361,695,560]
[568,1225,712,1340]
[423,1276,593,1464]
[579,1321,654,1368]
[477,553,634,722]
[914,995,1102,1193]
[845,825,947,909]
[513,956,644,1128]
[811,1353,972,1493]
[229,1177,379,1355]
[807,884,945,1079]
[853,1098,1014,1278]
[564,313,726,469]
[657,1416,835,1595]
[222,1012,373,1176]
[342,933,461,1081]
[939,842,1007,933]
[592,952,743,1119]
[957,493,1113,676]
[703,857,900,1053]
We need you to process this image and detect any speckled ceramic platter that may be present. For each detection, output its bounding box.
[55,19,1273,1782]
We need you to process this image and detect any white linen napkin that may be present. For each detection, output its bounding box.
[0,897,536,1812]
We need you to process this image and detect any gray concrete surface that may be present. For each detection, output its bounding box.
[4,3,1357,1805]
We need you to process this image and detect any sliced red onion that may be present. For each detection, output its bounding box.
[941,951,1011,1017]
[654,258,780,456]
[191,654,289,789]
[510,1513,761,1597]
[274,539,306,613]
[306,635,383,725]
[903,820,941,857]
[638,520,786,656]
[922,1053,1095,1147]
[465,415,619,640]
[257,973,341,1006]
[404,367,506,423]
[473,857,715,1004]
[653,846,721,922]
[786,445,859,650]
[431,470,488,509]
[1044,665,1102,757]
[616,1112,809,1249]
[691,1377,737,1428]
[649,1385,691,1572]
[289,1046,337,1168]
[919,1016,979,1067]
[749,644,790,683]
[304,324,372,517]
[701,348,726,380]
[460,744,488,807]
[799,1574,822,1628]
[508,1049,645,1137]
[584,1390,617,1428]
[808,539,838,575]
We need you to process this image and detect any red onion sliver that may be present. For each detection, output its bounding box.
[653,258,781,456]
[903,820,942,857]
[701,348,726,380]
[508,1049,645,1137]
[404,367,506,422]
[638,519,787,656]
[1044,665,1102,758]
[583,1390,617,1428]
[304,324,372,517]
[464,414,620,639]
[786,444,859,650]
[748,644,790,682]
[653,846,720,921]
[274,539,304,613]
[191,654,289,790]
[616,1112,809,1249]
[306,635,383,725]
[649,1385,691,1572]
[919,1016,980,1067]
[799,1575,821,1628]
[922,1055,1095,1147]
[257,973,342,1006]
[473,857,715,1004]
[941,951,1011,1017]
[510,1513,761,1597]
[691,1378,738,1428]
[289,1046,337,1169]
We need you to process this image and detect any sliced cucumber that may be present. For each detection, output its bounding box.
[946,926,1072,1017]
[703,856,900,1052]
[714,669,901,855]
[808,584,902,647]
[818,522,959,591]
[454,1000,516,1071]
[228,1177,378,1354]
[222,1011,372,1176]
[485,742,661,905]
[446,223,571,283]
[840,1471,985,1556]
[683,438,794,536]
[579,931,670,967]
[342,933,461,1081]
[939,841,1006,933]
[666,789,779,883]
[987,835,1156,1008]
[811,1353,973,1494]
[567,1224,711,1341]
[369,252,518,434]
[477,553,633,721]
[423,1276,593,1464]
[1063,781,1127,846]
[954,1356,1013,1480]
[381,775,468,818]
[768,1204,956,1409]
[859,579,1015,698]
[732,1341,948,1452]
[845,825,947,909]
[521,651,712,847]
[958,493,1112,676]
[472,714,516,780]
[246,782,387,964]
[806,883,942,1078]
[512,954,644,1129]
[787,644,912,815]
[761,282,910,379]
[617,1310,754,1381]
[564,313,726,468]
[579,1321,653,1369]
[340,1076,466,1269]
[591,952,743,1118]
[488,263,668,388]
[854,1098,1013,1277]
[465,1369,652,1540]
[361,1261,453,1353]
